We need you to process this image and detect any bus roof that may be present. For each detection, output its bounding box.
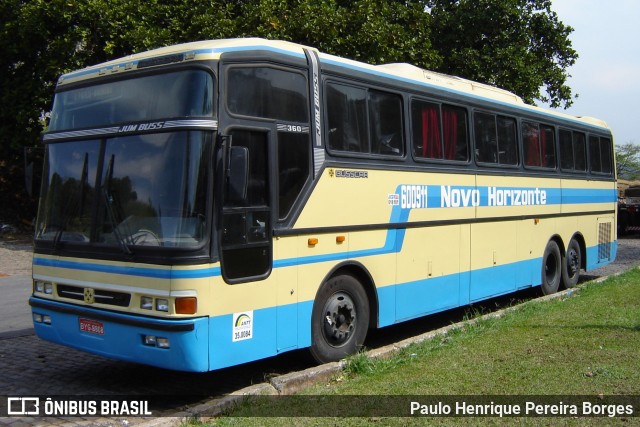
[57,38,610,132]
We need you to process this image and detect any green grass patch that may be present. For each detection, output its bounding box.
[196,270,640,426]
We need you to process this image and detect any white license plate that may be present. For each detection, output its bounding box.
[79,318,104,335]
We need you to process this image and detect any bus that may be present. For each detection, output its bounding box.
[30,38,617,372]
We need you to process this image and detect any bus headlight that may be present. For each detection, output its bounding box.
[140,296,153,310]
[34,280,54,295]
[34,281,45,293]
[155,299,169,312]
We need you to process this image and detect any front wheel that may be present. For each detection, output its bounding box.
[310,274,370,364]
[541,240,562,295]
[561,238,582,289]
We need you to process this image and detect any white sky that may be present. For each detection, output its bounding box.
[543,0,640,144]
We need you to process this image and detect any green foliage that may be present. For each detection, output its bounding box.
[428,0,578,108]
[615,142,640,180]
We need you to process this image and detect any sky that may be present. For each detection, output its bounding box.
[543,0,640,145]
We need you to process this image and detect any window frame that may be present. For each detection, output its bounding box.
[522,120,557,171]
[324,79,406,160]
[473,110,519,169]
[410,97,470,165]
[225,64,310,124]
[559,128,587,174]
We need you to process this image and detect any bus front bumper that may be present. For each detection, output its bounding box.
[29,297,209,372]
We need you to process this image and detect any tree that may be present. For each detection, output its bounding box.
[616,142,640,181]
[427,0,578,108]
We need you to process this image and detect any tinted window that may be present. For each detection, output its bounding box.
[278,132,310,218]
[523,121,556,169]
[474,112,517,165]
[369,91,404,156]
[326,82,403,156]
[412,101,468,161]
[590,136,613,174]
[227,67,308,122]
[560,129,586,172]
[326,83,368,153]
[50,70,214,131]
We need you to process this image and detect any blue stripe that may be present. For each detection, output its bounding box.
[33,257,220,279]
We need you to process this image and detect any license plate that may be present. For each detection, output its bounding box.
[79,318,104,335]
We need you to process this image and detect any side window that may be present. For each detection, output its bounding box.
[474,112,517,165]
[560,129,573,170]
[497,116,518,165]
[326,82,404,156]
[523,121,556,169]
[443,105,469,161]
[589,136,602,173]
[278,132,310,219]
[590,136,613,175]
[326,83,368,153]
[574,132,587,171]
[369,90,404,156]
[412,101,468,161]
[560,129,586,172]
[227,67,309,122]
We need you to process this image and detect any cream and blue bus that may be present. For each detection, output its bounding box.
[30,38,617,372]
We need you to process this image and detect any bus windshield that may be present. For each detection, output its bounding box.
[36,131,211,250]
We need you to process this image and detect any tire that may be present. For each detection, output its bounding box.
[561,238,581,289]
[541,240,562,295]
[310,274,370,364]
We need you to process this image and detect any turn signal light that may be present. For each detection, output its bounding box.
[175,297,197,314]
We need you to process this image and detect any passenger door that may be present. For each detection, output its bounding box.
[219,60,313,351]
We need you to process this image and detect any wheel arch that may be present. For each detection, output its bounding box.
[318,261,379,330]
[550,234,566,257]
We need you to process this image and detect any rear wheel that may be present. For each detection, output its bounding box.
[541,240,562,295]
[561,238,581,289]
[310,274,369,364]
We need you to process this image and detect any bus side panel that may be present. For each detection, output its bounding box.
[394,225,462,322]
[469,221,517,301]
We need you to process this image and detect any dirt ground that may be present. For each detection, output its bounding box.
[0,234,33,277]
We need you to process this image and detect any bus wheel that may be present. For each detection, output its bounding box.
[561,238,582,289]
[541,240,562,295]
[310,274,370,364]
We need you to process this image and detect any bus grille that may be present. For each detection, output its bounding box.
[57,284,131,307]
[598,222,612,262]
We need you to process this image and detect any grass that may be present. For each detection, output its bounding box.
[192,269,640,426]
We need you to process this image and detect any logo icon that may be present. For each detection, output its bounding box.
[83,288,95,304]
[7,397,40,415]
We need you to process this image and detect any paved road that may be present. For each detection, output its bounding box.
[0,275,32,336]
[1,235,639,425]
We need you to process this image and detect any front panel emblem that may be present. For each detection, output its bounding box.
[84,288,95,304]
